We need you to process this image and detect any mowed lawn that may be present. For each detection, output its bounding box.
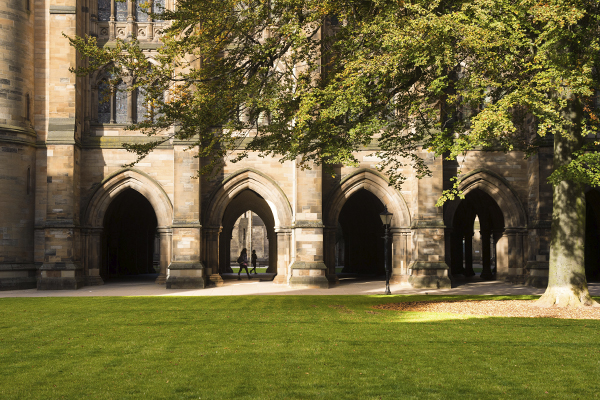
[1,295,599,399]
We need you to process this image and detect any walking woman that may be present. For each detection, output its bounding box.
[237,248,251,280]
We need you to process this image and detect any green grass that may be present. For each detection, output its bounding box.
[231,267,268,273]
[1,295,599,399]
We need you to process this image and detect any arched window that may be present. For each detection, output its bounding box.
[98,0,111,21]
[115,80,128,123]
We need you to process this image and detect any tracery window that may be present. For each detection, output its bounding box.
[94,0,167,41]
[94,72,163,125]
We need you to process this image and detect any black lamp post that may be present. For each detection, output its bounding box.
[379,206,393,295]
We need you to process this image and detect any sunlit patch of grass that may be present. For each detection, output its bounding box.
[0,295,598,399]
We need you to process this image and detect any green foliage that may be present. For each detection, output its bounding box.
[68,0,600,187]
[1,295,600,399]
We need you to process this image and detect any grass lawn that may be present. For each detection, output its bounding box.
[1,295,599,399]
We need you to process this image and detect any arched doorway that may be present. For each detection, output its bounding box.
[323,169,412,283]
[585,189,600,282]
[337,189,386,276]
[448,189,504,280]
[218,190,276,278]
[101,189,158,280]
[203,169,293,284]
[83,169,174,286]
[445,170,527,282]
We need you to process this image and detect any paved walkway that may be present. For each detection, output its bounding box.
[1,275,599,297]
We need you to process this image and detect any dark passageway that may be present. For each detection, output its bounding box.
[101,189,158,281]
[337,190,386,276]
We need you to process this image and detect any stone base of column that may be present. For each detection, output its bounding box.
[479,270,495,280]
[408,262,451,289]
[86,276,105,286]
[0,263,37,290]
[524,261,549,288]
[326,274,340,285]
[505,268,527,285]
[390,274,410,285]
[288,262,329,289]
[155,274,167,284]
[272,274,287,284]
[166,262,206,289]
[38,263,85,290]
[208,274,225,287]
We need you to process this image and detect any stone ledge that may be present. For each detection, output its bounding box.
[0,263,36,271]
[289,275,329,289]
[166,277,206,289]
[37,277,85,290]
[0,277,37,291]
[40,262,83,271]
[290,261,327,270]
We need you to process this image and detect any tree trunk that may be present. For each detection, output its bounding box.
[536,97,599,308]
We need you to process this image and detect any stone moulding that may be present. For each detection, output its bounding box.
[407,261,452,289]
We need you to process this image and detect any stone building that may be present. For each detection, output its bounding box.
[1,0,599,291]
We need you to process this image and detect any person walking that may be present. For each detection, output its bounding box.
[237,248,251,280]
[250,250,258,274]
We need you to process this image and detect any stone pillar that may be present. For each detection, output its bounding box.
[390,228,410,284]
[38,2,85,290]
[166,144,204,289]
[273,228,291,284]
[83,228,104,286]
[289,161,329,289]
[323,227,339,284]
[506,228,527,283]
[155,227,172,284]
[204,227,223,286]
[450,229,465,276]
[408,152,451,288]
[494,230,508,280]
[463,231,475,277]
[480,229,494,280]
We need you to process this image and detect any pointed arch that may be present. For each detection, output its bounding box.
[324,168,411,229]
[203,168,292,229]
[444,169,527,229]
[84,168,173,228]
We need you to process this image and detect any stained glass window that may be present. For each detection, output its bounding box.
[136,0,149,22]
[136,88,147,122]
[98,80,111,123]
[98,0,111,21]
[116,1,127,22]
[153,0,165,21]
[115,81,128,124]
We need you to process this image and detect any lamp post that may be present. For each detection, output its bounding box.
[379,206,393,295]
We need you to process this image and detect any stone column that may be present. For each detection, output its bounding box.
[450,229,465,276]
[463,231,475,277]
[479,229,494,280]
[155,227,172,284]
[273,228,291,284]
[38,5,84,290]
[204,227,223,286]
[323,227,339,284]
[166,144,204,289]
[408,152,451,288]
[289,161,329,288]
[505,228,527,283]
[494,230,508,280]
[84,228,104,286]
[390,228,410,284]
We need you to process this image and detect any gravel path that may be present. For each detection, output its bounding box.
[374,300,600,320]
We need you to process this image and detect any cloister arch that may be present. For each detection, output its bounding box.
[444,169,527,281]
[82,169,174,285]
[202,169,293,282]
[323,169,412,281]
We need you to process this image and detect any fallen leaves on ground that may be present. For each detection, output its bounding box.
[374,300,600,319]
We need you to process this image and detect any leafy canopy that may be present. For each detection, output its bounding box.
[70,0,600,187]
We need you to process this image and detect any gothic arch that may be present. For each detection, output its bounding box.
[84,168,173,228]
[324,168,411,229]
[444,169,527,229]
[203,168,292,229]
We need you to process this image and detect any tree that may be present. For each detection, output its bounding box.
[70,0,600,306]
